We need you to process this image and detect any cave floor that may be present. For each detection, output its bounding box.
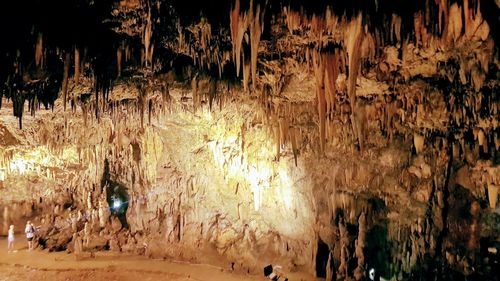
[0,238,308,281]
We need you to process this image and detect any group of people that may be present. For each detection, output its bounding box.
[6,221,36,252]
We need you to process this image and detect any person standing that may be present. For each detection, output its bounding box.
[25,221,34,251]
[7,225,14,252]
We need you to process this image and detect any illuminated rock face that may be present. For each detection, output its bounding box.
[0,0,499,280]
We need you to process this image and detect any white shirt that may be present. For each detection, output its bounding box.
[25,225,34,238]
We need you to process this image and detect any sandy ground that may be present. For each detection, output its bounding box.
[0,238,312,281]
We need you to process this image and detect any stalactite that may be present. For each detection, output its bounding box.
[487,183,498,209]
[284,7,301,34]
[312,50,326,155]
[242,56,251,93]
[148,99,152,126]
[62,52,71,111]
[437,0,449,35]
[142,5,154,68]
[125,42,130,62]
[138,83,146,129]
[208,79,217,111]
[414,12,424,47]
[447,3,462,43]
[274,121,280,161]
[414,133,425,154]
[290,126,298,166]
[345,14,364,150]
[477,129,486,151]
[13,91,25,129]
[95,77,99,121]
[161,82,171,114]
[117,47,123,77]
[391,14,402,43]
[230,0,248,77]
[463,0,471,37]
[249,0,264,91]
[186,17,213,70]
[35,32,44,68]
[324,50,341,118]
[310,14,325,41]
[74,47,81,84]
[29,95,35,117]
[192,75,199,111]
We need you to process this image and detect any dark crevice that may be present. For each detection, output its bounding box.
[101,158,129,228]
[316,239,330,278]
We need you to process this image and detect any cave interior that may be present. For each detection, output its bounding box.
[0,0,499,280]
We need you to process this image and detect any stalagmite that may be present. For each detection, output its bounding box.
[326,252,333,281]
[354,213,366,280]
[337,219,349,279]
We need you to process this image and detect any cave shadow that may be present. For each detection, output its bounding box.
[316,239,330,278]
[365,223,393,280]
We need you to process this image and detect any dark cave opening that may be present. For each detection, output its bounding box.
[107,182,129,228]
[316,239,330,278]
[365,224,392,280]
[101,158,129,228]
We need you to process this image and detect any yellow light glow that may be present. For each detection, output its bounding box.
[281,186,293,210]
[278,166,293,210]
[228,156,244,177]
[1,146,79,179]
[40,156,51,165]
[247,162,273,211]
[248,165,262,210]
[207,117,295,212]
